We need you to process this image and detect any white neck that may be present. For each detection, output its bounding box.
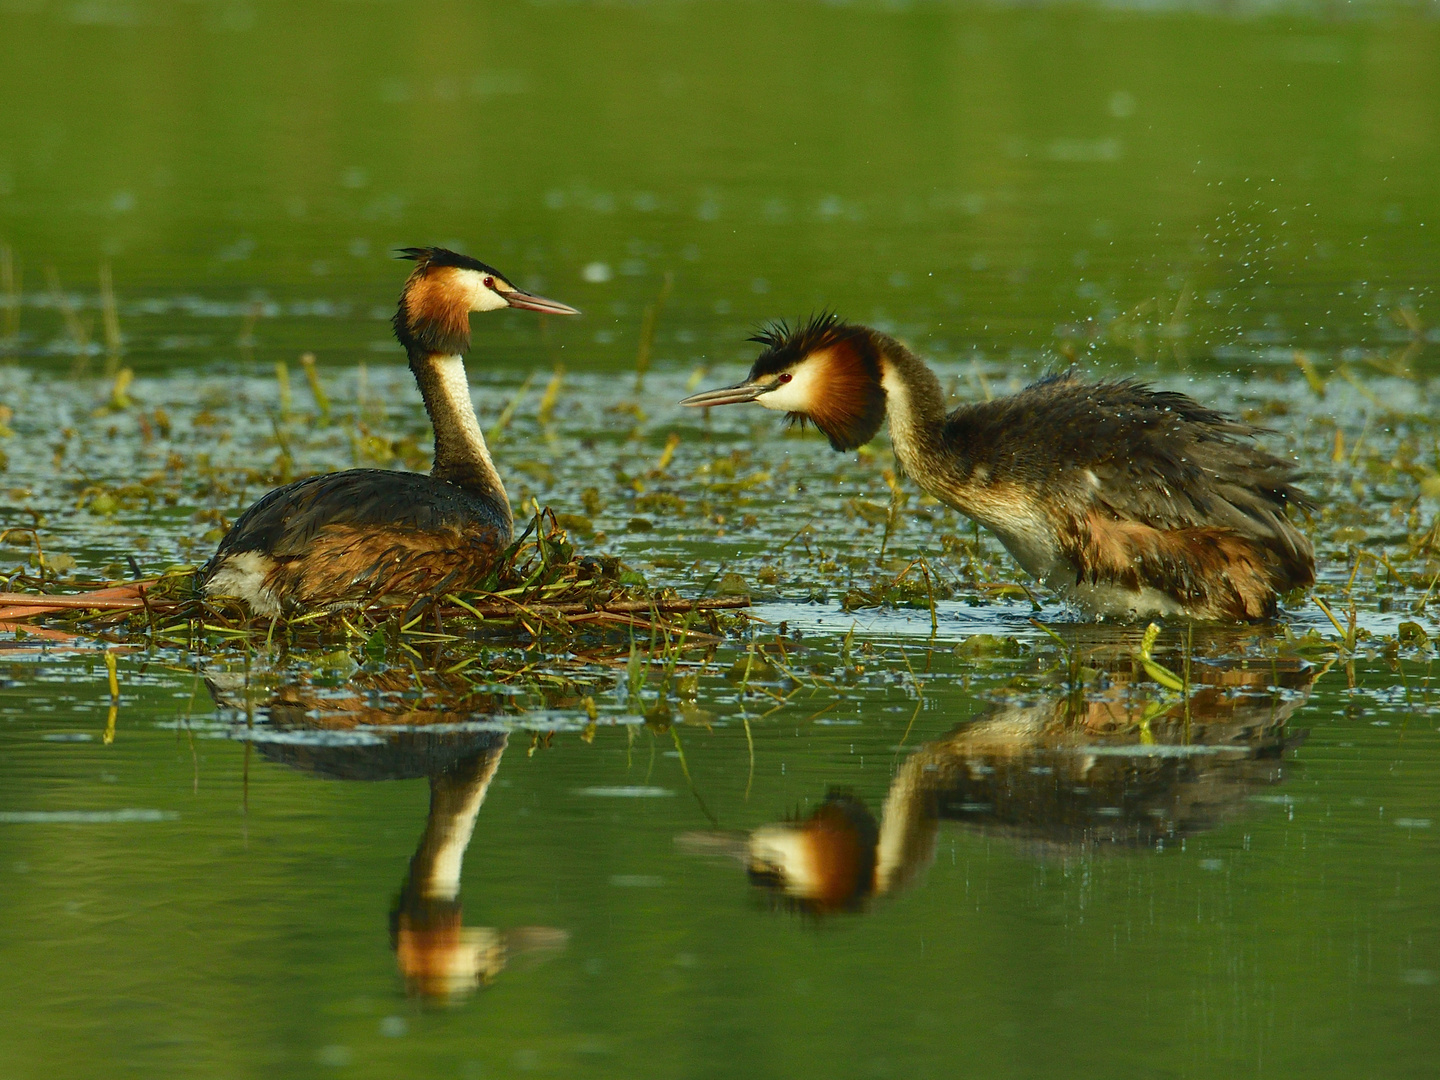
[414,746,506,900]
[428,355,492,466]
[880,364,923,474]
[414,354,510,517]
[877,355,948,479]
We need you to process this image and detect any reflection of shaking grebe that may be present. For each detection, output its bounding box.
[207,671,567,1001]
[687,659,1314,915]
[682,316,1314,620]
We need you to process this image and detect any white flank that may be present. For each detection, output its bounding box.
[984,514,1064,582]
[1061,580,1185,620]
[204,552,281,616]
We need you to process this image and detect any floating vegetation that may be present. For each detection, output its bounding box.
[0,331,1438,689]
[0,507,749,655]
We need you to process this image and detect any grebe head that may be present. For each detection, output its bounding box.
[679,313,886,451]
[393,246,580,356]
[392,900,506,1001]
[746,792,879,915]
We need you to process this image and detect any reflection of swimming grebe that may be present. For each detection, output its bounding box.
[689,659,1314,915]
[390,740,566,1001]
[203,248,579,616]
[682,316,1314,620]
[392,742,510,997]
[206,672,567,1002]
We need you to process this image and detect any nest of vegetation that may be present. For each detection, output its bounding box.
[0,509,751,651]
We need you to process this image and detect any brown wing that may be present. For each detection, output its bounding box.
[203,470,512,613]
[943,374,1315,616]
[262,523,509,611]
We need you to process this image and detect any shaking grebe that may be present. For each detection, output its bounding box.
[681,315,1314,621]
[203,247,579,616]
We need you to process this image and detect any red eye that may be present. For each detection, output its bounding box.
[483,276,495,289]
[778,373,793,384]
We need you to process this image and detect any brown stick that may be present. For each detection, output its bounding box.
[445,596,750,619]
[0,621,95,643]
[0,587,747,626]
[0,594,151,609]
[0,583,161,621]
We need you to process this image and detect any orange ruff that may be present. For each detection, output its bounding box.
[402,268,475,353]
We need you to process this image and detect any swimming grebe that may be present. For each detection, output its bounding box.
[203,247,579,616]
[681,315,1314,621]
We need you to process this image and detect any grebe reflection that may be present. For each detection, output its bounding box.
[207,670,567,1002]
[684,658,1315,916]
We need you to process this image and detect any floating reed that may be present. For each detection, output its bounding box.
[275,359,292,417]
[0,242,18,353]
[299,352,330,422]
[487,370,537,444]
[45,266,93,375]
[633,270,674,392]
[536,365,564,428]
[99,262,123,376]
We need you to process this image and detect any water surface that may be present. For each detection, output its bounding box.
[1,2,1439,1079]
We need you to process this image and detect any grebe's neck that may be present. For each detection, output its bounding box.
[409,351,511,525]
[873,743,941,899]
[409,742,507,901]
[873,337,950,475]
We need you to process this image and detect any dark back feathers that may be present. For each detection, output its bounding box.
[209,470,512,562]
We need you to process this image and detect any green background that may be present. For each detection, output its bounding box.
[1,0,1436,373]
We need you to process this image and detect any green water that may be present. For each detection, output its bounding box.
[2,0,1438,373]
[2,2,1440,1078]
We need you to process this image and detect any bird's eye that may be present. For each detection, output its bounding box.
[483,276,495,289]
[778,373,793,384]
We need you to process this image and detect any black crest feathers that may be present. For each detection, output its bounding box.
[747,312,848,377]
[395,247,506,278]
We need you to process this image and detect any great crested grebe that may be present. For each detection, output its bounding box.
[203,247,579,616]
[682,315,1315,621]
